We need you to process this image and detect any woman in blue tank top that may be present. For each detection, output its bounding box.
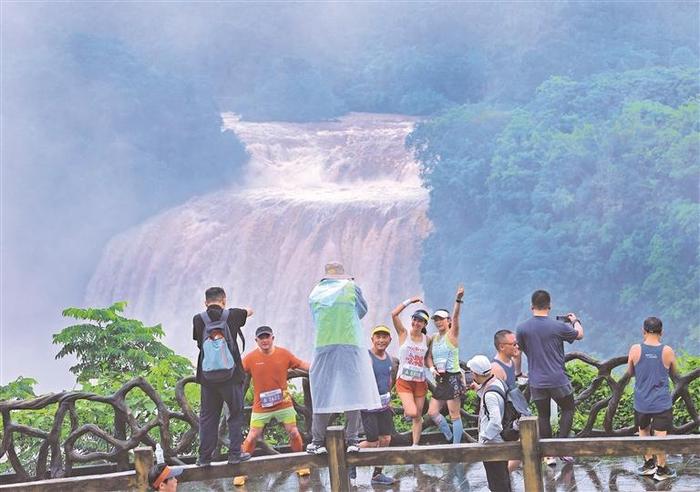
[426,285,467,445]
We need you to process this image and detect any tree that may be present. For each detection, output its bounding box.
[53,301,191,383]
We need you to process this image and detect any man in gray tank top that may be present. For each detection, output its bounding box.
[491,329,522,390]
[626,316,678,481]
[491,329,523,473]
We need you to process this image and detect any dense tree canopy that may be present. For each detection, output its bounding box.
[409,66,699,357]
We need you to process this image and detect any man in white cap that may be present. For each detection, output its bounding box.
[467,354,512,492]
[307,261,381,455]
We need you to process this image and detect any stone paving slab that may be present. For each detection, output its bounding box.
[177,454,700,491]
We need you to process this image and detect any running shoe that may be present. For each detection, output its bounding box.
[559,456,574,464]
[306,442,327,455]
[636,458,657,476]
[233,476,246,486]
[544,456,556,467]
[228,452,251,465]
[653,466,677,481]
[296,468,311,477]
[371,473,396,486]
[346,443,360,453]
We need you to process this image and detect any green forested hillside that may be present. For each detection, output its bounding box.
[409,67,699,357]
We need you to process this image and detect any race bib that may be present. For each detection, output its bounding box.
[401,364,425,381]
[260,388,283,408]
[434,358,447,373]
[380,392,391,408]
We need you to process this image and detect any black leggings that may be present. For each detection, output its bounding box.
[534,393,575,439]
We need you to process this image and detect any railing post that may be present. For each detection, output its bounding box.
[134,447,154,492]
[326,425,350,492]
[520,416,544,492]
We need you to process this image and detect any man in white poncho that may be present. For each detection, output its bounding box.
[306,262,382,455]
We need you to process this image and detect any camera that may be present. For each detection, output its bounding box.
[556,315,572,323]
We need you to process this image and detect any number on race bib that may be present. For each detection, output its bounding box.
[380,392,391,408]
[401,364,425,381]
[260,388,283,408]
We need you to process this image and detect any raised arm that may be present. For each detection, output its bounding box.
[449,285,464,344]
[391,295,421,344]
[514,352,524,376]
[568,313,584,340]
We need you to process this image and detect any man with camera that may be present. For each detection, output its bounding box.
[516,290,583,466]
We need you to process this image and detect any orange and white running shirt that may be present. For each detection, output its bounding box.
[242,347,304,413]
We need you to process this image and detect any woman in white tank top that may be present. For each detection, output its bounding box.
[392,295,430,446]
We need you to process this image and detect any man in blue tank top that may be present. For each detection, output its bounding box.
[626,316,678,481]
[358,325,397,486]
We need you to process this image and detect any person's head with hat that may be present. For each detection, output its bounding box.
[255,325,275,354]
[322,261,354,280]
[466,355,494,386]
[411,309,430,335]
[431,308,451,334]
[370,325,392,357]
[148,463,183,491]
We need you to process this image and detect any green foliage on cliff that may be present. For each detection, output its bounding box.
[411,66,699,358]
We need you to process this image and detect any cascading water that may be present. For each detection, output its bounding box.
[86,113,431,361]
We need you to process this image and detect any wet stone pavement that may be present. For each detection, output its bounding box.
[177,454,700,491]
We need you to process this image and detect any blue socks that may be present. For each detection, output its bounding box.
[452,418,464,444]
[432,414,453,441]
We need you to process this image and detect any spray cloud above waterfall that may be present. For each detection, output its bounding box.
[2,2,698,390]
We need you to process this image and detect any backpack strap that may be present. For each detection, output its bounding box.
[482,383,507,418]
[200,308,245,354]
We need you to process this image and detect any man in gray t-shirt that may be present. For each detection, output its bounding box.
[516,290,583,465]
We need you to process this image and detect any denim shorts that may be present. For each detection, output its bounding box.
[529,381,574,402]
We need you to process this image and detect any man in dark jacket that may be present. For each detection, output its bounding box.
[192,286,253,466]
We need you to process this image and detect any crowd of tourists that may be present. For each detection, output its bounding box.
[148,262,679,491]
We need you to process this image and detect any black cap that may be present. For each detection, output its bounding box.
[255,325,274,337]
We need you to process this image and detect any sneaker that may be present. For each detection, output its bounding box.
[296,468,311,477]
[228,452,251,465]
[544,456,556,467]
[559,456,574,464]
[306,442,327,455]
[371,473,396,486]
[637,458,657,476]
[653,466,677,481]
[349,466,357,480]
[233,476,247,486]
[346,443,360,453]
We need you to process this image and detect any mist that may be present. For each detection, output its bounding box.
[2,2,697,392]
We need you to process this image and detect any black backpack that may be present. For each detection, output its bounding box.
[483,384,531,441]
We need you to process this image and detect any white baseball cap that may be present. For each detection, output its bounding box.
[467,355,492,376]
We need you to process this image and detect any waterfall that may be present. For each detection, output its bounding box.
[85,113,431,361]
